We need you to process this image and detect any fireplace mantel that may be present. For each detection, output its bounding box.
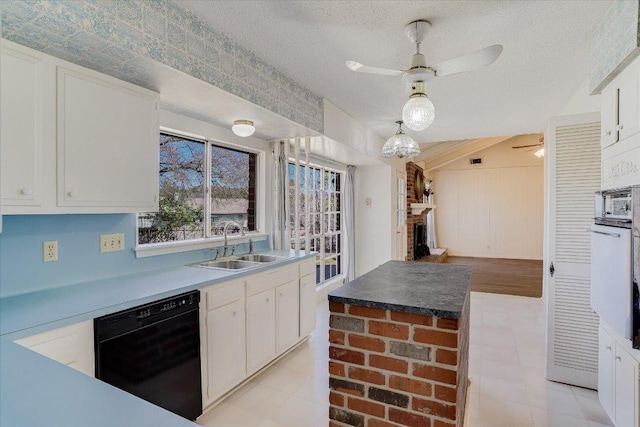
[410,203,436,216]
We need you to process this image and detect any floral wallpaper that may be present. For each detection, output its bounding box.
[589,0,640,94]
[0,0,324,133]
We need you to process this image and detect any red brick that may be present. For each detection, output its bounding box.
[330,391,344,406]
[368,420,399,427]
[370,355,408,374]
[413,328,457,348]
[349,305,387,319]
[436,317,459,330]
[435,349,457,366]
[389,375,432,396]
[330,301,345,313]
[412,396,456,420]
[348,366,386,385]
[329,329,345,345]
[348,396,386,418]
[390,311,433,326]
[330,346,365,365]
[413,363,457,385]
[330,361,345,377]
[349,334,386,352]
[388,407,432,427]
[434,384,457,403]
[434,420,456,427]
[369,320,409,339]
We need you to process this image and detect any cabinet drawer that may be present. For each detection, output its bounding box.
[246,265,298,296]
[300,258,316,277]
[205,281,244,311]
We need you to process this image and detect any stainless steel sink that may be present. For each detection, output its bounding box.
[236,254,284,263]
[192,259,260,270]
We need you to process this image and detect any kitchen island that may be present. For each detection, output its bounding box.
[328,261,472,427]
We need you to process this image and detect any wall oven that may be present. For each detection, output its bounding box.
[591,186,640,349]
[95,290,202,420]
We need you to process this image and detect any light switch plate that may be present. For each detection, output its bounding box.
[100,233,125,253]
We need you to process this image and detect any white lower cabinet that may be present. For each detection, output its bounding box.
[200,259,317,410]
[200,280,246,407]
[246,288,277,374]
[14,320,94,377]
[598,323,640,427]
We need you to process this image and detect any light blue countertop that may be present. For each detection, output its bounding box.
[0,250,313,427]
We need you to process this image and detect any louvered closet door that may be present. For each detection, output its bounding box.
[546,112,601,389]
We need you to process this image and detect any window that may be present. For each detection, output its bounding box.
[288,162,343,285]
[138,133,257,245]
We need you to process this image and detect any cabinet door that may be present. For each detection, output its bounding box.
[618,69,640,141]
[614,344,639,427]
[1,45,43,206]
[15,320,94,377]
[56,67,158,211]
[598,326,615,420]
[300,274,317,337]
[205,299,246,404]
[246,289,276,374]
[601,86,619,148]
[276,280,299,353]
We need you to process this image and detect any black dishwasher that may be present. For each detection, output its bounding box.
[94,290,202,420]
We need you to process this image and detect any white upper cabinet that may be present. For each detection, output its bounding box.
[617,62,640,142]
[1,44,43,207]
[600,85,618,148]
[57,67,158,209]
[0,39,159,214]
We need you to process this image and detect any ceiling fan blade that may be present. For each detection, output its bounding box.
[346,60,403,76]
[512,143,543,149]
[431,44,503,77]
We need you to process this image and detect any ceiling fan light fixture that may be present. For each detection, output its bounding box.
[381,120,421,159]
[402,82,435,131]
[232,119,255,137]
[534,147,545,158]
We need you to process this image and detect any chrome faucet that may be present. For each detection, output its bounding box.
[222,221,245,257]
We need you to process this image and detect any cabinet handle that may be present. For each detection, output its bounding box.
[232,311,237,316]
[279,292,283,296]
[616,124,624,131]
[68,190,77,198]
[20,188,32,196]
[266,298,269,302]
[605,130,612,136]
[606,345,612,350]
[615,356,622,361]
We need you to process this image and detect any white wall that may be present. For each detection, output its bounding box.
[558,78,601,116]
[354,164,394,276]
[432,136,544,259]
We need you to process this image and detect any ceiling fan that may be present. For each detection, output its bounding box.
[512,135,545,157]
[346,20,503,131]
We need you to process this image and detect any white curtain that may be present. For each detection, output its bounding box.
[272,141,288,250]
[344,165,356,282]
[426,193,437,250]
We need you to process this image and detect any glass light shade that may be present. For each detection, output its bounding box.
[534,147,545,158]
[381,123,420,159]
[402,94,435,131]
[232,120,255,137]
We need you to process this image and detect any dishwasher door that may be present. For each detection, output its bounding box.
[590,224,633,339]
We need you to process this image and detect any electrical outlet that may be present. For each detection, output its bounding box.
[43,241,58,262]
[100,233,125,253]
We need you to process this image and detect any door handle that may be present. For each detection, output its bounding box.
[549,262,555,277]
[590,229,621,238]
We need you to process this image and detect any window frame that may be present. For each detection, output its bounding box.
[135,128,267,258]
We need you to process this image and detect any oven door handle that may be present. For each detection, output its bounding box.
[590,229,621,238]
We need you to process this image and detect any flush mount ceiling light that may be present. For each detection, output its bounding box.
[402,81,435,131]
[232,119,255,137]
[381,120,421,159]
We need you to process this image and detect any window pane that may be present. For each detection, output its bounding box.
[138,134,205,244]
[210,145,256,236]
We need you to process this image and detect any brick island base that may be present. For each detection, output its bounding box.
[328,300,469,427]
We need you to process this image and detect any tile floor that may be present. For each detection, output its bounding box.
[197,292,614,427]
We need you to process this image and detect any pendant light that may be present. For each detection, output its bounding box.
[232,120,255,137]
[402,82,435,131]
[381,120,421,159]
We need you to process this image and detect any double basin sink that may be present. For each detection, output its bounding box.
[190,254,287,271]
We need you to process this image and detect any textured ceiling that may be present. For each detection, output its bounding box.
[179,0,612,145]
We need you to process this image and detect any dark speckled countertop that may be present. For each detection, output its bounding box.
[329,261,472,319]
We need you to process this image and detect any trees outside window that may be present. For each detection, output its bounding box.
[138,133,256,244]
